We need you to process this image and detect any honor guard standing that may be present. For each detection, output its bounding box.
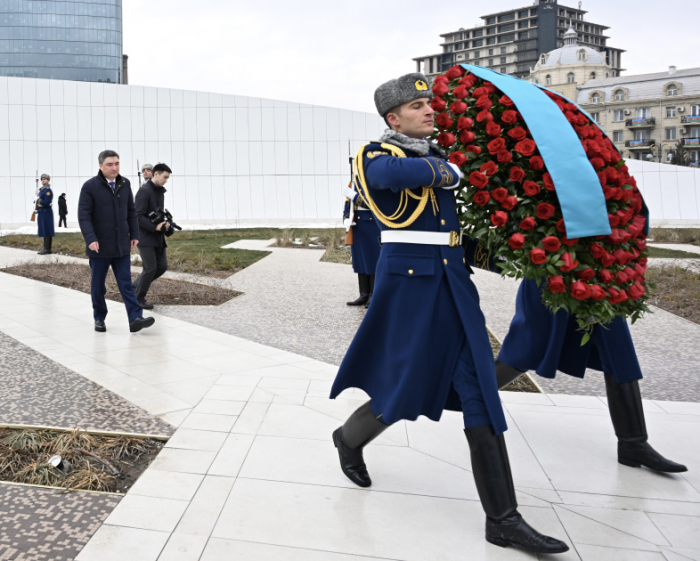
[141,163,153,184]
[36,174,55,255]
[329,73,569,554]
[343,183,381,308]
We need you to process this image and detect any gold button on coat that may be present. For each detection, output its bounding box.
[408,269,414,275]
[441,220,445,226]
[444,259,448,265]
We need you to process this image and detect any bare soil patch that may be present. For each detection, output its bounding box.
[0,427,164,493]
[646,266,700,325]
[4,261,241,306]
[321,246,353,264]
[649,228,700,246]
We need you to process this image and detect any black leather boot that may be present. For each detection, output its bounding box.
[364,275,375,309]
[465,425,569,554]
[38,237,52,255]
[605,375,687,473]
[332,401,388,487]
[495,360,525,389]
[347,274,370,306]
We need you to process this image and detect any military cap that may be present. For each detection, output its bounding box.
[142,163,153,172]
[374,73,433,117]
[40,173,50,180]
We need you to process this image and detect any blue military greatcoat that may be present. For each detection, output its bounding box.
[330,142,507,434]
[343,198,381,275]
[498,279,643,383]
[36,186,55,238]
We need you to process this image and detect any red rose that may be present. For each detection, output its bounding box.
[491,211,508,227]
[437,132,456,148]
[615,271,629,284]
[435,113,454,129]
[459,130,476,144]
[608,213,620,227]
[501,196,518,210]
[608,288,628,304]
[449,152,467,167]
[497,150,513,164]
[542,236,561,252]
[459,74,477,87]
[509,167,526,182]
[486,122,502,137]
[501,110,518,125]
[590,157,605,170]
[590,285,607,300]
[472,87,488,98]
[570,281,591,301]
[453,85,469,100]
[473,191,491,206]
[431,97,446,112]
[434,75,449,84]
[446,65,466,80]
[491,188,508,202]
[480,161,498,176]
[523,181,541,197]
[515,139,537,156]
[548,276,566,293]
[556,219,567,234]
[530,248,547,265]
[601,252,616,267]
[543,172,555,191]
[476,96,493,111]
[487,138,507,154]
[469,171,489,189]
[432,82,449,96]
[629,281,645,300]
[529,156,544,171]
[465,146,482,155]
[484,82,497,94]
[520,216,536,230]
[598,269,614,284]
[560,253,579,272]
[536,203,555,220]
[507,127,527,141]
[577,268,595,282]
[508,233,525,250]
[612,249,628,265]
[636,238,648,251]
[450,100,467,115]
[457,117,473,130]
[589,242,605,258]
[499,95,515,107]
[562,235,578,246]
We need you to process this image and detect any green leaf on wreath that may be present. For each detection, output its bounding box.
[580,332,590,346]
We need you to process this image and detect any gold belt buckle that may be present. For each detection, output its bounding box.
[449,231,460,247]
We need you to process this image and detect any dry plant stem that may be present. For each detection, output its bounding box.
[77,447,120,475]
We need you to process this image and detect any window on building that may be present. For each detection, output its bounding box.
[540,54,547,64]
[487,17,496,24]
[501,47,507,54]
[499,34,515,43]
[489,48,494,55]
[474,51,480,58]
[464,52,470,60]
[487,27,496,35]
[518,21,528,29]
[692,105,700,117]
[667,84,678,96]
[546,75,552,85]
[489,58,494,66]
[500,67,507,73]
[666,128,677,140]
[474,59,481,66]
[445,45,453,53]
[635,129,650,141]
[530,18,537,26]
[590,72,596,80]
[666,107,676,118]
[499,23,515,32]
[473,39,483,47]
[691,127,700,137]
[666,151,675,163]
[531,9,537,15]
[590,112,600,123]
[614,110,625,121]
[519,10,529,18]
[501,57,507,64]
[691,150,700,163]
[578,50,586,61]
[636,107,651,119]
[567,72,575,84]
[613,131,623,142]
[499,13,515,22]
[614,90,625,101]
[591,93,601,104]
[473,29,483,37]
[487,37,496,45]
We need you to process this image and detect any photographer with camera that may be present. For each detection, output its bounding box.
[134,163,174,309]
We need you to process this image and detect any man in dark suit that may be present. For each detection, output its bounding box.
[78,149,155,333]
[134,163,174,309]
[58,193,68,228]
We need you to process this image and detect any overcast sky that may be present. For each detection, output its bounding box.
[124,0,700,114]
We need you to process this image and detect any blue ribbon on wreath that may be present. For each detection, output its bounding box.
[460,64,612,239]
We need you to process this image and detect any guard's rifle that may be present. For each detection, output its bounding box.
[30,169,39,222]
[344,140,355,245]
[137,159,142,188]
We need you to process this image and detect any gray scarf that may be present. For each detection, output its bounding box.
[378,129,447,159]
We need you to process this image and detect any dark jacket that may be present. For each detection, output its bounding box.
[78,171,138,259]
[58,195,68,216]
[134,179,169,248]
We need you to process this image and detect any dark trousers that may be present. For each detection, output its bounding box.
[58,215,67,228]
[89,254,143,323]
[134,246,168,302]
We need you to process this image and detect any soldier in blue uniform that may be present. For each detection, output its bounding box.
[342,183,381,308]
[329,73,569,555]
[36,173,55,255]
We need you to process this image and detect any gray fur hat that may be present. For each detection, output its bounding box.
[40,173,50,180]
[374,73,433,117]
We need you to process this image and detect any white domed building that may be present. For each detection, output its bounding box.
[529,26,611,99]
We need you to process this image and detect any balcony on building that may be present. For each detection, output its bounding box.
[625,117,656,128]
[681,116,700,125]
[625,139,656,149]
[681,138,700,147]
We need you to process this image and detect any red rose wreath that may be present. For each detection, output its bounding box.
[432,65,651,339]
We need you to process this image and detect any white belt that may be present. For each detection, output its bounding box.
[356,207,370,211]
[381,230,461,247]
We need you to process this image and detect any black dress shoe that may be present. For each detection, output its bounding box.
[37,250,52,255]
[486,513,570,554]
[332,427,372,487]
[94,320,106,332]
[129,316,155,333]
[619,441,688,473]
[138,299,154,310]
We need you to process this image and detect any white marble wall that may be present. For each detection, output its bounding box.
[626,160,700,227]
[0,76,385,228]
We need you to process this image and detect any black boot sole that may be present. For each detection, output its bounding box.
[332,428,372,488]
[129,317,155,333]
[618,456,688,473]
[486,533,569,554]
[94,325,106,333]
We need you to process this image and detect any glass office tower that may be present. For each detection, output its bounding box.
[0,0,123,83]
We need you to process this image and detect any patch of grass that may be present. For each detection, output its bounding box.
[321,246,352,264]
[646,266,700,325]
[649,228,700,246]
[647,246,700,259]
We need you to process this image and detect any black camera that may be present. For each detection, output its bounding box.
[148,208,182,235]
